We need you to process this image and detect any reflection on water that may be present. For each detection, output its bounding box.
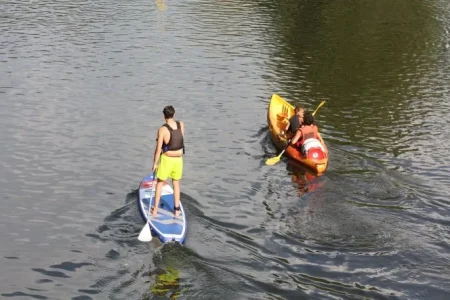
[1,0,449,299]
[286,161,325,197]
[149,267,181,299]
[155,0,167,12]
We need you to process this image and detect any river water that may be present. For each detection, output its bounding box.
[1,0,449,299]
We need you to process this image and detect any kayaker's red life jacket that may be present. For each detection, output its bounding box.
[295,125,320,147]
[295,125,325,160]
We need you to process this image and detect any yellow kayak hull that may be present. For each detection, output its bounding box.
[267,94,328,174]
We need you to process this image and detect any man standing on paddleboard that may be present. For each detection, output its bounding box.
[152,105,185,217]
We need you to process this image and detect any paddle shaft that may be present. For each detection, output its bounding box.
[312,101,325,116]
[147,171,157,217]
[279,139,291,157]
[138,171,157,242]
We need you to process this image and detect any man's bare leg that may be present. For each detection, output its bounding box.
[152,179,165,216]
[172,179,181,217]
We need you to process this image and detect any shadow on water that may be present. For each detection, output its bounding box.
[257,104,446,298]
[85,189,145,247]
[255,131,400,299]
[264,153,398,252]
[79,189,190,299]
[77,190,259,299]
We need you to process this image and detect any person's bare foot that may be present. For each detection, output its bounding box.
[151,207,158,217]
[174,206,181,217]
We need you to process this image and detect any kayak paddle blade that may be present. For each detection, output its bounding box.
[312,101,326,116]
[265,155,281,166]
[266,148,287,166]
[138,222,152,242]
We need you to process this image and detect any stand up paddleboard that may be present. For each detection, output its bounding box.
[138,173,187,244]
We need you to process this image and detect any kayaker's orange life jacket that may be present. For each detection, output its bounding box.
[295,125,319,147]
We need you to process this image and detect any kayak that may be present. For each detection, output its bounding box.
[137,173,187,244]
[267,94,328,174]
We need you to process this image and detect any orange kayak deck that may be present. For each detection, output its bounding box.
[267,94,328,174]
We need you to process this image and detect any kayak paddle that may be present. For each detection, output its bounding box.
[312,101,326,116]
[265,141,290,166]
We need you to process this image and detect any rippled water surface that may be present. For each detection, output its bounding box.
[1,0,450,299]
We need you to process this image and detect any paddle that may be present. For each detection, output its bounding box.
[265,101,326,166]
[312,100,326,116]
[138,171,157,242]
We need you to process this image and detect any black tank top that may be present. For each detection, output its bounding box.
[289,115,302,134]
[162,121,184,152]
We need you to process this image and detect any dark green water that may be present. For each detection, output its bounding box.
[1,0,449,299]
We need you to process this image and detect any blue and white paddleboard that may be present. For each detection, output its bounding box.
[138,173,187,244]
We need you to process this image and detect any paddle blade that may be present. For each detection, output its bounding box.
[265,155,281,166]
[138,222,152,242]
[312,101,326,116]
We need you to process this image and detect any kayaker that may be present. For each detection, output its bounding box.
[290,112,325,159]
[282,106,304,137]
[152,105,185,217]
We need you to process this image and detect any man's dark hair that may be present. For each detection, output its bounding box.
[303,112,314,125]
[294,106,304,114]
[163,105,175,119]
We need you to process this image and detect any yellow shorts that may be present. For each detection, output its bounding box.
[156,155,183,181]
